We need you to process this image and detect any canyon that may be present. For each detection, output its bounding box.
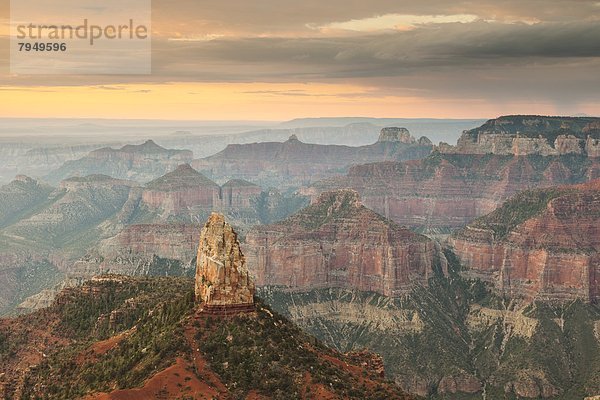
[249,174,600,398]
[1,115,599,399]
[193,127,433,189]
[245,189,438,297]
[0,165,277,315]
[449,180,600,302]
[45,140,193,184]
[310,116,600,233]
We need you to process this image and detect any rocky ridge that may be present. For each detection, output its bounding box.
[245,189,439,296]
[0,276,411,399]
[192,127,433,189]
[45,140,193,184]
[449,180,600,302]
[439,115,600,156]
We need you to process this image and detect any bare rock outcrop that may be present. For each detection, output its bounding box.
[438,373,482,395]
[245,189,438,297]
[439,115,600,156]
[378,127,415,144]
[141,165,261,217]
[449,180,600,302]
[195,213,255,311]
[142,164,220,214]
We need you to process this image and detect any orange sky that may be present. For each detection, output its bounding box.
[0,82,583,120]
[1,0,599,120]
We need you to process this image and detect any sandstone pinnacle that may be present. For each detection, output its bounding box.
[195,213,255,310]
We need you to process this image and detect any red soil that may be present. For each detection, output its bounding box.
[83,357,218,400]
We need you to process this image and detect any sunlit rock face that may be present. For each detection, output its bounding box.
[449,179,600,302]
[245,189,439,296]
[195,213,255,308]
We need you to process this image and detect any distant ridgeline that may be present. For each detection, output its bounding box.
[192,127,434,189]
[439,115,600,156]
[309,116,600,232]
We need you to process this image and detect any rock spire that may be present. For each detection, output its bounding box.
[195,213,255,312]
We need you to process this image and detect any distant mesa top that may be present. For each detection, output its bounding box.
[439,115,600,156]
[378,127,415,144]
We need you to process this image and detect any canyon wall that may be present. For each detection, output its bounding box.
[193,128,433,189]
[245,189,440,296]
[448,180,600,302]
[310,154,600,232]
[439,115,600,156]
[141,164,261,216]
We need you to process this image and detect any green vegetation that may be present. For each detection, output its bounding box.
[469,188,568,239]
[0,178,56,229]
[279,189,360,230]
[4,184,132,250]
[0,328,29,362]
[260,249,600,399]
[146,255,195,277]
[0,260,64,316]
[20,277,195,399]
[198,299,406,400]
[252,190,309,224]
[9,276,407,399]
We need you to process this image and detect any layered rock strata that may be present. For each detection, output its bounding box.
[195,213,255,312]
[310,153,600,232]
[448,180,600,302]
[439,115,600,156]
[245,189,438,296]
[192,128,432,189]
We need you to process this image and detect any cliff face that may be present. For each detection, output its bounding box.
[219,179,262,209]
[448,180,600,302]
[439,115,600,156]
[142,164,220,214]
[141,165,262,217]
[195,213,255,308]
[101,224,199,261]
[192,128,432,189]
[311,153,600,232]
[245,190,438,296]
[45,140,193,184]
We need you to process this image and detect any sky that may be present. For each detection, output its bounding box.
[1,0,600,120]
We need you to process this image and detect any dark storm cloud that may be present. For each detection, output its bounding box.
[149,21,600,80]
[152,0,600,33]
[1,0,599,111]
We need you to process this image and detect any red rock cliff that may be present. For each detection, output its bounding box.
[311,154,600,232]
[244,189,438,296]
[448,180,600,302]
[142,164,220,214]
